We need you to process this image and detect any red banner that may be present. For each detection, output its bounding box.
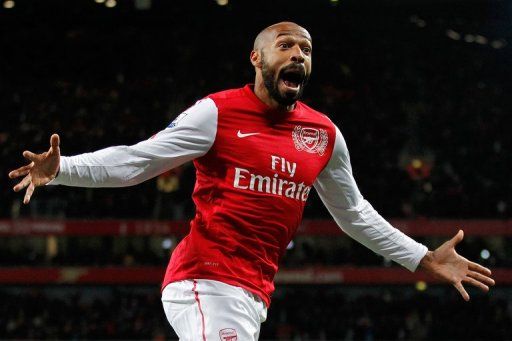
[0,219,510,236]
[298,219,512,236]
[0,266,510,285]
[0,219,189,236]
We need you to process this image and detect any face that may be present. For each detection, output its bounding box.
[259,27,312,106]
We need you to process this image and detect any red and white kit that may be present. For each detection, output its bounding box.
[51,85,428,339]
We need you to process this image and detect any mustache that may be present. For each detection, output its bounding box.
[279,63,307,78]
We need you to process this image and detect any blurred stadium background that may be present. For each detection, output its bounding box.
[1,0,511,339]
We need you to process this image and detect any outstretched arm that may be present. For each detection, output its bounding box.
[420,230,494,301]
[314,127,428,272]
[8,98,218,203]
[314,126,494,300]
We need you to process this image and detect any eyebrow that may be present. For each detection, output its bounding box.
[276,32,312,43]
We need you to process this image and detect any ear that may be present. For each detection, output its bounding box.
[250,50,262,68]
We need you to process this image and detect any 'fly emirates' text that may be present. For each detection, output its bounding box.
[232,155,311,202]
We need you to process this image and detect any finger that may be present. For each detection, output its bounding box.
[23,182,35,204]
[454,282,470,301]
[468,270,495,286]
[50,134,60,153]
[463,276,489,292]
[8,162,34,178]
[22,150,41,162]
[468,261,492,276]
[448,229,464,247]
[13,175,32,192]
[12,168,31,179]
[50,134,60,147]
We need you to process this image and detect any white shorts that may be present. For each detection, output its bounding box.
[161,279,267,341]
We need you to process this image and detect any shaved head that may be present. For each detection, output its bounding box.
[253,22,311,51]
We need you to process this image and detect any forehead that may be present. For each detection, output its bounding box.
[275,30,311,43]
[253,23,312,50]
[273,28,312,43]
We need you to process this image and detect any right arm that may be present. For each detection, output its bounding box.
[9,98,218,201]
[52,98,218,187]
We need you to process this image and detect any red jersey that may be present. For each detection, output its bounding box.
[163,85,336,306]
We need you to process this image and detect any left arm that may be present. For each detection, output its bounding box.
[314,126,494,299]
[314,127,427,272]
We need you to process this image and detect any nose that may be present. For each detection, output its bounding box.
[290,45,305,64]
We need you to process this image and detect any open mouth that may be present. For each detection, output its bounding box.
[279,66,306,91]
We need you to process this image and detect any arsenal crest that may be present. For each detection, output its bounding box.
[292,126,328,155]
[219,328,237,341]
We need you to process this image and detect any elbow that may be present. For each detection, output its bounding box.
[123,177,146,187]
[121,164,152,186]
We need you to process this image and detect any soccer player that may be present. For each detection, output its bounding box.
[9,22,495,340]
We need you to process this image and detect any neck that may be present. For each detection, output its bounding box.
[253,77,296,112]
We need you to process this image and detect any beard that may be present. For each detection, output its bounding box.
[261,52,308,107]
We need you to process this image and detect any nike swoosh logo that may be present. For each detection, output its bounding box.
[237,130,260,138]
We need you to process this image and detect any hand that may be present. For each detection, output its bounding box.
[420,230,495,301]
[8,134,61,204]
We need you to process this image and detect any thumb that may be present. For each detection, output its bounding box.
[449,229,464,247]
[50,134,60,149]
[49,134,61,155]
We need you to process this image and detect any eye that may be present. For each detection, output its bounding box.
[302,46,312,54]
[279,42,290,49]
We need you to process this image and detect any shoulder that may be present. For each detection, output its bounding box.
[205,86,258,118]
[168,87,246,128]
[297,101,332,121]
[166,97,218,130]
[297,101,335,127]
[207,87,246,103]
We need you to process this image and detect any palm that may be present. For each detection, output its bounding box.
[431,244,467,282]
[8,134,61,204]
[30,150,60,185]
[420,230,495,301]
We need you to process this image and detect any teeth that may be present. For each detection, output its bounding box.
[283,80,299,88]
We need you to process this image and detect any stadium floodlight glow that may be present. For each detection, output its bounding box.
[162,238,173,250]
[475,35,488,45]
[446,29,461,41]
[409,14,427,28]
[415,281,427,291]
[105,0,116,7]
[95,0,105,3]
[480,249,490,260]
[464,34,475,43]
[411,158,423,169]
[216,0,228,6]
[3,0,15,9]
[416,20,426,28]
[490,40,506,49]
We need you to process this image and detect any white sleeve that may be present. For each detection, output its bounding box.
[49,98,218,188]
[313,126,428,272]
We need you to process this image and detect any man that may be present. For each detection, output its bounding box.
[9,22,494,340]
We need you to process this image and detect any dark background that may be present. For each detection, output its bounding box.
[1,0,510,220]
[0,0,511,339]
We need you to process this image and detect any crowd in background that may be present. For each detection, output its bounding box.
[1,0,510,220]
[0,288,169,340]
[0,234,509,269]
[1,286,510,340]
